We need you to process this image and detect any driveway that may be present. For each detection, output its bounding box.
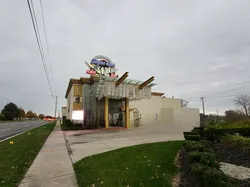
[64,124,184,163]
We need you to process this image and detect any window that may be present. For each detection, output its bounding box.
[75,97,80,103]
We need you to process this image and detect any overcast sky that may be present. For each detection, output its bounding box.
[0,0,250,116]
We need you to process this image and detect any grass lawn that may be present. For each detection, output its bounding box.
[74,141,183,187]
[0,122,55,187]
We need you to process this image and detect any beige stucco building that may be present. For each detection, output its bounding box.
[62,55,200,132]
[130,92,200,132]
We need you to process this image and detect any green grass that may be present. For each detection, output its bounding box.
[0,122,55,187]
[74,141,183,187]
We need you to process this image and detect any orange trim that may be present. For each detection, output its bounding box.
[80,77,94,83]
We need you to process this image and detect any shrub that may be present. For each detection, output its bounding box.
[65,119,73,126]
[183,131,199,136]
[188,152,215,165]
[184,141,205,152]
[190,162,208,186]
[191,163,230,187]
[191,126,204,134]
[203,128,250,141]
[199,153,220,169]
[184,134,201,141]
[0,113,5,121]
[221,135,250,152]
[203,168,229,187]
[200,140,212,147]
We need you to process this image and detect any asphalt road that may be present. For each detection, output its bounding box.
[0,120,48,141]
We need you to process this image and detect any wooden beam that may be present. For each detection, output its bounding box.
[115,72,128,86]
[139,76,154,89]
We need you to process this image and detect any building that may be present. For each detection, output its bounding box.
[63,55,200,131]
[130,93,200,132]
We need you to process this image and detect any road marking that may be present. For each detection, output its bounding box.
[0,122,49,143]
[0,128,10,132]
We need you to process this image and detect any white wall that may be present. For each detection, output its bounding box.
[174,108,200,131]
[161,98,182,110]
[130,95,162,126]
[130,95,200,132]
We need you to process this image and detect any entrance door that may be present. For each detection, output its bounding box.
[133,110,140,127]
[108,99,124,127]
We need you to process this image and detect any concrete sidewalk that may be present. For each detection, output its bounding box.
[19,121,77,187]
[65,125,184,163]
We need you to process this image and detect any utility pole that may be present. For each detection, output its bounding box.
[216,109,219,116]
[54,96,58,122]
[200,97,205,115]
[200,97,205,137]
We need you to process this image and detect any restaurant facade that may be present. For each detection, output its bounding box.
[63,55,200,130]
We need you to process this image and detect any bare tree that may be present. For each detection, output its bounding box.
[181,99,189,108]
[234,94,250,116]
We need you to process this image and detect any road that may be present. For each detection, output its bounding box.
[0,120,48,141]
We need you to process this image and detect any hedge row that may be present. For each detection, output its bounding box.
[183,132,201,141]
[191,163,229,187]
[203,128,250,141]
[183,140,231,187]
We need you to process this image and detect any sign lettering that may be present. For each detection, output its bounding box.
[86,55,118,78]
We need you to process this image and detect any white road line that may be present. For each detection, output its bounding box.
[0,122,49,143]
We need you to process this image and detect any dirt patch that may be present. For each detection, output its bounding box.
[214,143,250,168]
[172,173,181,187]
[176,148,195,187]
[172,150,181,187]
[229,178,250,187]
[213,142,250,186]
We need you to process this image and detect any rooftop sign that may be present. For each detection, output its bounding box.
[86,55,118,78]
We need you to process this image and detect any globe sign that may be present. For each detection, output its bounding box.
[86,55,118,78]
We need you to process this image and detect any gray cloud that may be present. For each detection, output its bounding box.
[0,0,250,115]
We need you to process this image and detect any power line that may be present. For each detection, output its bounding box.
[39,0,57,95]
[30,0,53,95]
[185,82,250,101]
[27,0,54,100]
[204,82,250,98]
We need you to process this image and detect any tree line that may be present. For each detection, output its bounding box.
[224,94,250,123]
[0,102,45,121]
[202,94,250,125]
